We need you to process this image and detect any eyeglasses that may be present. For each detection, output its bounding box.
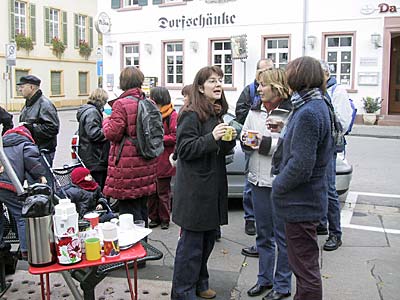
[206,78,223,85]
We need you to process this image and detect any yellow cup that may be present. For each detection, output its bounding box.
[85,237,101,261]
[222,126,234,141]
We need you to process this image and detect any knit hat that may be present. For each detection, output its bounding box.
[71,167,90,185]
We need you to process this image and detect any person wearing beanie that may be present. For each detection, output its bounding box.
[64,167,112,219]
[0,124,47,260]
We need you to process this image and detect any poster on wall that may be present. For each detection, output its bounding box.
[231,34,247,60]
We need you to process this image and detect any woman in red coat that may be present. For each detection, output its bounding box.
[102,66,157,226]
[147,87,177,230]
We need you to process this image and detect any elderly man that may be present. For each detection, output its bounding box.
[17,75,60,184]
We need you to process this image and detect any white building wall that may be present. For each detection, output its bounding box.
[99,0,398,110]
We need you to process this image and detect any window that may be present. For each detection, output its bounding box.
[74,14,93,49]
[264,37,289,69]
[14,1,26,35]
[49,8,59,39]
[164,42,183,85]
[325,35,353,87]
[124,44,140,68]
[15,69,29,96]
[44,8,67,45]
[211,40,233,85]
[51,71,63,96]
[10,1,36,42]
[124,0,139,6]
[78,72,89,95]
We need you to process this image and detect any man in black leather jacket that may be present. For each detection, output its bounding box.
[17,75,60,183]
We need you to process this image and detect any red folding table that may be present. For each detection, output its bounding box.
[29,242,146,300]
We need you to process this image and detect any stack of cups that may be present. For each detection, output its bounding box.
[119,214,134,232]
[102,222,120,257]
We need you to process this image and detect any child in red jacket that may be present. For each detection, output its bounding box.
[147,87,177,230]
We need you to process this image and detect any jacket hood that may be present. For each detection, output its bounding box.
[77,103,97,121]
[4,125,35,143]
[3,132,32,148]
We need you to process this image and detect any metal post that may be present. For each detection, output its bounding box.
[61,271,83,300]
[241,59,247,89]
[5,66,8,110]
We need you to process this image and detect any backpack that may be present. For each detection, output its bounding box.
[116,96,164,163]
[249,82,260,105]
[323,96,345,153]
[331,85,357,135]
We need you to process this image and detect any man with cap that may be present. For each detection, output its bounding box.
[17,75,60,184]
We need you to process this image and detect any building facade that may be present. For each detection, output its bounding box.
[0,0,99,111]
[99,0,400,124]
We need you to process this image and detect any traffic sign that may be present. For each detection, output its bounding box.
[5,43,17,66]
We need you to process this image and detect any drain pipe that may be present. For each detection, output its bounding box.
[302,0,309,56]
[0,125,25,196]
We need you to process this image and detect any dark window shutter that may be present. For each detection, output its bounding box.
[138,0,148,6]
[89,16,93,49]
[30,3,36,42]
[62,11,67,46]
[153,0,162,4]
[111,0,121,9]
[9,0,15,41]
[74,13,79,48]
[44,7,50,44]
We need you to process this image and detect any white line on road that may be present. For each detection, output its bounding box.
[341,191,400,235]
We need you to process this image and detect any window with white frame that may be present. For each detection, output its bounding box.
[325,35,353,87]
[211,40,232,85]
[165,42,183,85]
[14,1,26,35]
[77,15,86,41]
[124,0,139,6]
[264,37,289,69]
[124,44,140,68]
[49,8,60,39]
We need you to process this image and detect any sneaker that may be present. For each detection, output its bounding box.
[160,222,169,230]
[316,224,328,235]
[323,234,342,251]
[149,220,160,228]
[245,220,256,236]
[196,288,216,299]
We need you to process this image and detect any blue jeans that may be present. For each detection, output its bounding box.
[252,184,291,293]
[0,189,27,252]
[171,229,217,300]
[243,153,254,221]
[320,153,342,239]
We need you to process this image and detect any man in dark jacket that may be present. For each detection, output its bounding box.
[235,59,273,258]
[17,75,60,184]
[0,125,47,259]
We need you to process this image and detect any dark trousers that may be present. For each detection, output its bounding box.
[148,177,171,223]
[171,229,217,300]
[118,196,149,227]
[90,170,107,191]
[285,222,322,300]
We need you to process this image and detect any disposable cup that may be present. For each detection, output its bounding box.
[84,212,99,229]
[119,214,134,231]
[134,220,145,228]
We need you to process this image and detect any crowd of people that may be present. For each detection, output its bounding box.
[0,54,354,300]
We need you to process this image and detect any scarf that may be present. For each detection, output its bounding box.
[291,88,323,110]
[160,103,174,119]
[77,180,99,191]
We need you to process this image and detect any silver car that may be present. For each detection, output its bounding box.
[173,99,353,198]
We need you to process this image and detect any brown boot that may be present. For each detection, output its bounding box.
[197,288,216,299]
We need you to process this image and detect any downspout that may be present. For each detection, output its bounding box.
[302,0,308,56]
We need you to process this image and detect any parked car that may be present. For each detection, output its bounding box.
[172,98,353,198]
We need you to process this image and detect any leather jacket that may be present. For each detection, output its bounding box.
[19,90,59,151]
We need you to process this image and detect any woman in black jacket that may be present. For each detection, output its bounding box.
[76,88,110,190]
[171,66,236,300]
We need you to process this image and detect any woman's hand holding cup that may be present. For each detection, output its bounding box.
[212,123,229,141]
[266,116,285,133]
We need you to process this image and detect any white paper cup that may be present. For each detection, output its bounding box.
[119,214,134,231]
[102,222,118,240]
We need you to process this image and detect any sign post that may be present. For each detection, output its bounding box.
[5,43,17,109]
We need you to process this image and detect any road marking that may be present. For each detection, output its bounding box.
[341,191,400,235]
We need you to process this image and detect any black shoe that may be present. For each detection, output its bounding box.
[316,224,328,235]
[241,245,259,258]
[149,220,160,228]
[245,220,256,236]
[215,231,221,241]
[323,234,342,251]
[160,222,169,230]
[247,283,273,297]
[262,290,291,300]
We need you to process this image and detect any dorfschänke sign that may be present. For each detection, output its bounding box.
[158,12,236,30]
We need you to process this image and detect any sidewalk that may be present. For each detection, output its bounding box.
[350,124,400,139]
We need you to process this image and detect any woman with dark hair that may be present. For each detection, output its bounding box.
[271,56,334,300]
[171,66,236,300]
[147,87,177,230]
[102,66,157,228]
[76,88,110,189]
